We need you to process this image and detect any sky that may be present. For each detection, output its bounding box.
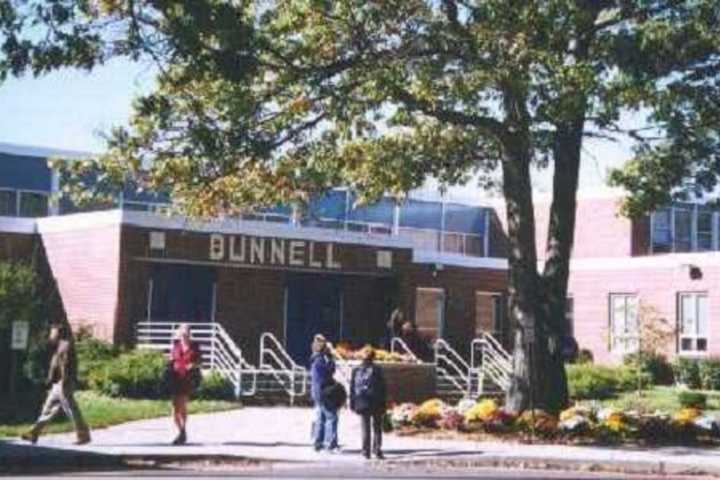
[0,59,636,198]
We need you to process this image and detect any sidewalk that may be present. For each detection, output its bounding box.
[3,407,720,476]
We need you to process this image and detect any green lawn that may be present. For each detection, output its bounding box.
[589,386,720,412]
[0,391,239,438]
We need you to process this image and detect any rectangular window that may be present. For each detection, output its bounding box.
[678,292,709,354]
[609,294,639,354]
[474,292,506,338]
[415,287,445,340]
[697,208,714,251]
[674,207,692,252]
[19,192,48,218]
[652,208,673,253]
[0,190,17,216]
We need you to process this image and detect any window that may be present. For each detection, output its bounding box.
[610,294,639,354]
[0,190,17,216]
[652,208,673,253]
[19,192,48,217]
[678,292,708,354]
[674,207,692,252]
[697,208,714,251]
[415,287,445,340]
[474,292,505,338]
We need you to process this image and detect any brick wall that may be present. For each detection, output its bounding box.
[569,259,720,364]
[40,225,122,342]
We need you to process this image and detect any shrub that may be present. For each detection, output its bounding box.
[623,352,674,386]
[566,364,619,399]
[678,391,707,409]
[88,349,167,399]
[698,358,720,390]
[616,366,651,392]
[195,371,235,400]
[673,358,701,389]
[75,332,119,389]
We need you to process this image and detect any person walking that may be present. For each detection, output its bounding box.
[21,323,91,445]
[350,346,387,460]
[168,324,200,445]
[309,334,340,453]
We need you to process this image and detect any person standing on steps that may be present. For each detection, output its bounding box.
[21,323,91,445]
[168,323,201,445]
[350,346,387,460]
[309,334,341,453]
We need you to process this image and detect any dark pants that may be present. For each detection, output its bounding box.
[361,412,383,455]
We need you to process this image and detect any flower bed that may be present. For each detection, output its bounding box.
[387,398,720,445]
[333,342,419,364]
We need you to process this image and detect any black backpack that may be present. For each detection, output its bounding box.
[321,380,347,410]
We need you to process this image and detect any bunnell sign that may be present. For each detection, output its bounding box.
[209,234,342,270]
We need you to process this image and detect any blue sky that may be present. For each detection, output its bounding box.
[0,58,154,153]
[0,59,635,194]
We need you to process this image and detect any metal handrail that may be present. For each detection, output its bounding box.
[135,321,257,398]
[259,332,307,401]
[390,337,421,363]
[433,339,471,397]
[470,334,512,394]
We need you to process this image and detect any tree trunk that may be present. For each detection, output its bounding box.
[499,131,544,414]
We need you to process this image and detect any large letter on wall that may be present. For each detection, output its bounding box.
[210,234,225,260]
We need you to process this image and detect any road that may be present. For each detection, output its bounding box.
[7,464,713,480]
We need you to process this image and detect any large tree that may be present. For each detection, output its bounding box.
[2,0,719,412]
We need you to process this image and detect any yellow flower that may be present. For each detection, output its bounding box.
[464,399,499,423]
[674,407,701,425]
[559,407,578,422]
[604,412,625,432]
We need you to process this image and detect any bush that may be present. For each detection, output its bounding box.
[75,332,119,389]
[698,358,720,390]
[678,390,707,409]
[195,371,235,400]
[623,352,674,386]
[673,358,702,389]
[88,350,167,399]
[567,364,618,399]
[616,366,651,391]
[567,364,646,399]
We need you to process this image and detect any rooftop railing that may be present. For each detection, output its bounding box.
[114,202,490,257]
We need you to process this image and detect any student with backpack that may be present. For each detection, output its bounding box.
[309,334,342,453]
[350,346,388,460]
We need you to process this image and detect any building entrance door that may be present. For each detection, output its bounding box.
[285,273,343,365]
[149,264,216,323]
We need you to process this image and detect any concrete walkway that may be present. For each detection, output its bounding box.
[3,407,720,475]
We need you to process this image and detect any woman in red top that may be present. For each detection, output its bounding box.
[170,324,200,445]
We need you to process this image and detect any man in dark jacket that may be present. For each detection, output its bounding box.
[309,334,340,452]
[21,323,91,445]
[350,346,387,459]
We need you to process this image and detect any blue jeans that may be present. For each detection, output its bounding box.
[312,403,338,449]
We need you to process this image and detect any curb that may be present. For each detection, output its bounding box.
[385,456,720,477]
[3,450,720,477]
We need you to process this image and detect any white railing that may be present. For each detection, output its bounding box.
[259,332,307,404]
[390,337,421,363]
[135,321,257,398]
[471,333,513,395]
[230,211,487,257]
[433,339,471,398]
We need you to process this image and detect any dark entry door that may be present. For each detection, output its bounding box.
[150,264,216,323]
[286,273,342,365]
